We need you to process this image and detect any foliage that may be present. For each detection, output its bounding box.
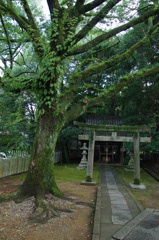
[0,0,159,198]
[82,18,159,154]
[0,90,36,152]
[118,22,159,153]
[56,125,82,163]
[58,125,82,146]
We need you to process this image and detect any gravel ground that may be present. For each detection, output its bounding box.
[0,178,97,240]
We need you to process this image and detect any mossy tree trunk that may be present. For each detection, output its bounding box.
[19,106,64,199]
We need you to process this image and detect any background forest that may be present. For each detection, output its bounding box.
[1,4,159,155]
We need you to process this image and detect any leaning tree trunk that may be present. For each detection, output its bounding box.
[18,107,63,199]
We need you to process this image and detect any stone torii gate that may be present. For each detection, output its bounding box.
[74,121,152,186]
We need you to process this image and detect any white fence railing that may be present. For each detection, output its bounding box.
[0,151,62,178]
[54,151,62,164]
[0,156,30,178]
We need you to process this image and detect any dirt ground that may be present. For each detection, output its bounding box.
[0,176,97,240]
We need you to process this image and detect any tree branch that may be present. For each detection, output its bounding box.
[0,12,13,69]
[13,52,33,70]
[0,74,34,93]
[69,7,159,55]
[75,0,85,9]
[85,38,120,59]
[70,34,152,83]
[20,0,38,29]
[72,0,121,45]
[46,0,60,15]
[14,71,36,77]
[0,37,30,43]
[65,101,88,123]
[80,0,108,13]
[0,1,7,12]
[59,82,102,113]
[66,62,159,123]
[0,1,45,57]
[103,64,159,100]
[61,29,157,110]
[7,0,13,6]
[12,44,23,60]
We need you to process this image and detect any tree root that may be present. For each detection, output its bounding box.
[76,201,95,208]
[7,191,75,224]
[0,192,17,202]
[30,198,74,224]
[30,199,60,224]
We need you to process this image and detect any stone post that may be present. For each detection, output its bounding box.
[86,131,95,182]
[120,146,125,165]
[77,143,88,170]
[134,132,140,185]
[127,152,134,170]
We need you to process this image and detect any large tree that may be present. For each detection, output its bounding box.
[1,0,159,215]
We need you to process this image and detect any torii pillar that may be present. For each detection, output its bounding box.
[134,132,140,185]
[129,131,146,189]
[86,130,95,182]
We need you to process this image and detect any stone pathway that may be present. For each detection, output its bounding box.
[92,165,141,240]
[105,167,132,225]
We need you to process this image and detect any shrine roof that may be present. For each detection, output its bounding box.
[86,115,124,126]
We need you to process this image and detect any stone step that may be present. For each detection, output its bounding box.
[112,208,154,240]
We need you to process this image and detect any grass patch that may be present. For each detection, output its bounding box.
[0,192,17,202]
[55,164,100,183]
[1,164,100,183]
[6,173,27,181]
[114,166,159,209]
[114,166,159,185]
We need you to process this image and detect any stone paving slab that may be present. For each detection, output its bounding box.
[112,209,132,225]
[112,208,154,240]
[153,210,159,216]
[110,198,127,206]
[111,204,129,210]
[124,212,159,240]
[109,192,124,197]
[109,195,125,201]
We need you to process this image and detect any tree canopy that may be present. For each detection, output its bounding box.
[1,0,159,115]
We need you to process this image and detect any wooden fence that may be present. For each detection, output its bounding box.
[0,151,62,178]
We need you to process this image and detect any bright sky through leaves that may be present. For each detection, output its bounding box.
[34,0,50,18]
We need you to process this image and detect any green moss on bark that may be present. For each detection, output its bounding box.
[17,109,64,199]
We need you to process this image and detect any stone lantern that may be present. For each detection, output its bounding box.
[77,143,88,170]
[127,152,134,170]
